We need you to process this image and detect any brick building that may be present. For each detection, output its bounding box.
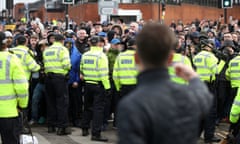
[14,0,240,25]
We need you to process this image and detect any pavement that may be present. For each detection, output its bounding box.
[0,122,230,144]
[29,125,117,144]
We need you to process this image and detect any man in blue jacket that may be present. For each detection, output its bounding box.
[65,38,82,127]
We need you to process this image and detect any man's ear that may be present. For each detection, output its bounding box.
[167,51,174,66]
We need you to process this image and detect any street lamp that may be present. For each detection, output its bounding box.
[62,0,74,30]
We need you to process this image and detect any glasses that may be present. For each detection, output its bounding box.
[6,37,12,39]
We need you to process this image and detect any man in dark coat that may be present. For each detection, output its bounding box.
[117,23,213,144]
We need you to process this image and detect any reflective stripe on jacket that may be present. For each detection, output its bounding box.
[230,88,240,123]
[113,49,138,91]
[0,52,29,117]
[193,51,218,82]
[43,42,71,75]
[226,56,240,88]
[168,53,192,84]
[80,46,110,90]
[11,45,40,80]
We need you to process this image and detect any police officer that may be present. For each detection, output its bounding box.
[113,38,138,97]
[80,36,110,142]
[216,40,237,122]
[225,45,240,138]
[193,40,220,143]
[226,49,240,91]
[112,38,138,128]
[0,32,29,143]
[169,44,192,84]
[11,35,40,134]
[43,34,71,135]
[229,89,240,142]
[11,35,40,80]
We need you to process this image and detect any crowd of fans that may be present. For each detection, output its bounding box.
[0,16,240,142]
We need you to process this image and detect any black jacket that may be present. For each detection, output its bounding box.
[75,38,90,54]
[117,68,213,144]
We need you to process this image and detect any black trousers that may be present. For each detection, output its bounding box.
[203,82,217,140]
[45,74,69,128]
[68,84,83,124]
[103,79,115,126]
[0,117,21,144]
[216,80,231,119]
[81,83,105,136]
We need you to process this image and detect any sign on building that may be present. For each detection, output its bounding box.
[98,0,119,15]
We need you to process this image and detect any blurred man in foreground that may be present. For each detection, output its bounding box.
[117,23,213,144]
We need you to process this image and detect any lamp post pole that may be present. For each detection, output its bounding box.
[65,4,69,30]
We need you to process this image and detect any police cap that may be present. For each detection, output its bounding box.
[54,34,65,41]
[222,40,235,49]
[16,35,26,45]
[127,38,136,47]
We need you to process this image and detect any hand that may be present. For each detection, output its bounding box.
[80,74,84,80]
[174,63,198,81]
[72,82,78,88]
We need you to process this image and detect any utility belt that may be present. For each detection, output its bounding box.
[203,75,214,83]
[85,80,101,85]
[84,80,104,88]
[46,72,66,79]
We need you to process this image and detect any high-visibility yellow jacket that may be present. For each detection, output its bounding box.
[11,45,40,80]
[168,53,192,84]
[193,50,218,82]
[226,55,240,88]
[113,49,138,91]
[80,46,110,90]
[230,88,240,123]
[43,42,71,75]
[0,52,29,118]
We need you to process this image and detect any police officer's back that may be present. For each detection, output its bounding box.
[11,35,40,80]
[193,40,220,143]
[169,52,192,84]
[80,36,110,142]
[43,34,71,135]
[0,32,29,144]
[113,38,138,97]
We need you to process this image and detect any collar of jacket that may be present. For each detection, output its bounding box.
[137,68,170,85]
[17,45,28,50]
[126,47,135,51]
[52,42,63,46]
[90,46,102,51]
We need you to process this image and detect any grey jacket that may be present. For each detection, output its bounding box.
[117,68,213,144]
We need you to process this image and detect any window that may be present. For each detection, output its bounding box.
[182,0,219,7]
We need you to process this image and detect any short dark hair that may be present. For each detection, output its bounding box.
[136,23,177,67]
